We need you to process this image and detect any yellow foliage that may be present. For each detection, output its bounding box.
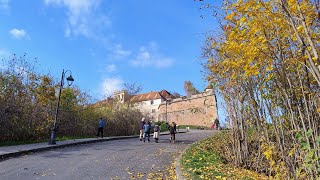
[288,148,295,157]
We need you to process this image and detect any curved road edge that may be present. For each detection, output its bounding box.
[175,146,187,180]
[175,130,217,180]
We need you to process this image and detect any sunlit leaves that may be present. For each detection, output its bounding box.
[180,132,269,179]
[202,2,319,177]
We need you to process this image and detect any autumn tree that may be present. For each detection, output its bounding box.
[184,80,200,96]
[0,55,144,142]
[200,0,320,178]
[171,91,181,98]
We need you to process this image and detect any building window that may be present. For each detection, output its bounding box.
[152,109,156,113]
[150,100,154,105]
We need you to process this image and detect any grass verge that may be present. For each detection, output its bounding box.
[180,132,270,180]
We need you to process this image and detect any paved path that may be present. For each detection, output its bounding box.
[0,130,215,180]
[0,135,140,160]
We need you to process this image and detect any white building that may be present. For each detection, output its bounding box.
[114,90,174,121]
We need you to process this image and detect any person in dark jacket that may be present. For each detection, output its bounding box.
[214,118,220,130]
[143,121,151,142]
[139,118,145,141]
[169,122,176,143]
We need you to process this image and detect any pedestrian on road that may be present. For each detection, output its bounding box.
[169,122,177,143]
[96,117,106,138]
[139,118,145,141]
[153,124,160,143]
[211,123,215,129]
[214,118,220,130]
[143,120,151,142]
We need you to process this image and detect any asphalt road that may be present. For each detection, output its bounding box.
[0,130,215,180]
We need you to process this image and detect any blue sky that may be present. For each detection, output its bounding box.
[0,0,227,123]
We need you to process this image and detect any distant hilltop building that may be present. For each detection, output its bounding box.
[130,90,174,120]
[105,85,218,127]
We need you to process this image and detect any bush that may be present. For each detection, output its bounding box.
[0,55,144,144]
[177,125,211,130]
[180,132,269,179]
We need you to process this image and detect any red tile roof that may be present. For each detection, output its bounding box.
[158,89,174,100]
[130,90,174,102]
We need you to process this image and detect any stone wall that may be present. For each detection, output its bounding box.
[158,89,217,127]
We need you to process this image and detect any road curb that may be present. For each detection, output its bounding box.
[175,145,187,180]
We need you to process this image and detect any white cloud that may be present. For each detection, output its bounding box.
[130,42,174,68]
[110,44,131,59]
[9,28,28,39]
[44,0,111,38]
[105,64,116,73]
[100,77,123,97]
[0,0,9,11]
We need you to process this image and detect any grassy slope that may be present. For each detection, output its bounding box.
[180,132,270,180]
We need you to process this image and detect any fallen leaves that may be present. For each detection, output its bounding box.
[180,136,270,180]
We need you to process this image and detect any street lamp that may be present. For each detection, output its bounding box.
[48,69,74,145]
[165,100,168,123]
[159,92,170,123]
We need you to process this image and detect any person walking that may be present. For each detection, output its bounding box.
[143,120,151,142]
[153,124,160,143]
[211,123,215,129]
[139,118,145,141]
[96,117,106,138]
[169,122,176,143]
[214,118,220,130]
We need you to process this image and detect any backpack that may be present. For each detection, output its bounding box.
[154,125,159,132]
[144,124,150,132]
[170,125,176,134]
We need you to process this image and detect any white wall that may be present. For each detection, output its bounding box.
[134,98,162,121]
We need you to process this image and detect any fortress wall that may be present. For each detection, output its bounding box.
[158,92,217,127]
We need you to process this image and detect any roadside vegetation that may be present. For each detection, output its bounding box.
[178,125,211,130]
[0,55,143,145]
[0,55,198,147]
[180,131,269,179]
[197,0,320,178]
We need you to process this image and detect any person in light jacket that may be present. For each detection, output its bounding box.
[139,118,145,141]
[153,124,160,143]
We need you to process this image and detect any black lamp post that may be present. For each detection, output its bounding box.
[48,69,74,145]
[166,100,168,123]
[165,99,171,123]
